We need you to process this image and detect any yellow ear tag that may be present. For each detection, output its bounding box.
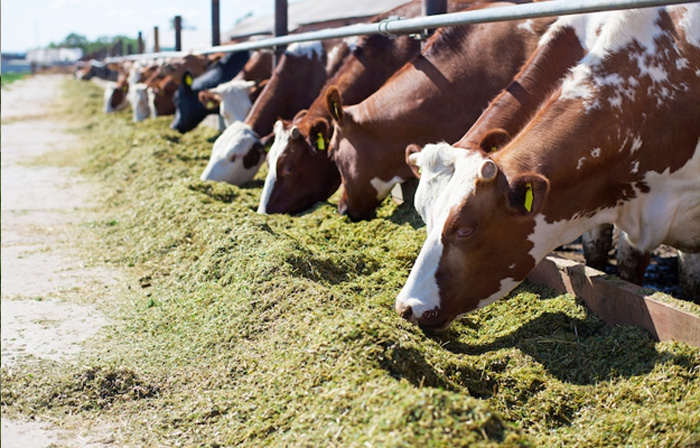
[206,101,215,109]
[185,74,193,86]
[491,146,498,153]
[316,133,326,150]
[333,103,340,121]
[524,182,534,213]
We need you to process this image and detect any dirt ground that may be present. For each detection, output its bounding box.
[1,75,121,448]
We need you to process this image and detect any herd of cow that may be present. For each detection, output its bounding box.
[77,0,699,329]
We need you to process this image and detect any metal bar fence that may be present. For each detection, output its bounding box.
[106,0,697,62]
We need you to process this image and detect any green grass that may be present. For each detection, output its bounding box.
[1,72,30,88]
[2,78,699,447]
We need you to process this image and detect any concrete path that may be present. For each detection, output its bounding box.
[1,74,119,448]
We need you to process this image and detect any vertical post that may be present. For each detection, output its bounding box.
[422,0,447,16]
[127,43,133,55]
[421,0,447,44]
[116,39,123,56]
[138,31,144,53]
[154,26,160,52]
[212,0,221,47]
[174,16,182,51]
[273,0,288,67]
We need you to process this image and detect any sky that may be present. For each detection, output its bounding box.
[1,0,287,54]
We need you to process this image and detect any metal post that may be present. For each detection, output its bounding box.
[421,0,447,42]
[175,16,182,52]
[154,26,160,52]
[274,0,288,66]
[212,0,221,46]
[127,43,133,55]
[422,0,447,16]
[138,32,144,53]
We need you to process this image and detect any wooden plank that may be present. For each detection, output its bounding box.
[527,254,700,348]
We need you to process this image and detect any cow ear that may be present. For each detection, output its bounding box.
[325,86,344,123]
[181,70,194,91]
[405,144,423,178]
[479,128,511,153]
[309,119,330,151]
[506,173,549,216]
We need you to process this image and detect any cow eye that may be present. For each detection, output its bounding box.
[455,227,474,238]
[281,164,293,176]
[229,154,238,163]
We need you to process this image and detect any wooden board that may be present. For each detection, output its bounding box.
[527,254,700,348]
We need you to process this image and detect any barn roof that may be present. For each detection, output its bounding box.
[224,0,411,40]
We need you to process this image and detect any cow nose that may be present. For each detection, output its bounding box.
[396,302,416,323]
[337,200,348,217]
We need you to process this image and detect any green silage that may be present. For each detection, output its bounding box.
[2,78,698,447]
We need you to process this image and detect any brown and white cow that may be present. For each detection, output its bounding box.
[406,10,651,282]
[319,3,553,221]
[256,0,492,215]
[199,39,349,185]
[396,4,700,329]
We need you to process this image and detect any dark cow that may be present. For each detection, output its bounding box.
[170,50,250,133]
[257,0,486,215]
[319,3,553,221]
[396,4,700,329]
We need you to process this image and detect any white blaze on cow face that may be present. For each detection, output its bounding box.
[210,79,256,127]
[201,121,264,186]
[103,82,128,113]
[398,144,523,328]
[130,83,151,122]
[258,120,290,214]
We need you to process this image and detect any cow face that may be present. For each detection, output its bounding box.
[258,114,340,215]
[209,79,256,127]
[170,71,217,133]
[325,87,409,221]
[148,77,177,117]
[200,121,265,186]
[104,82,128,113]
[397,143,549,330]
[129,83,151,122]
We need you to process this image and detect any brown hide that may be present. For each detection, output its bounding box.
[244,38,349,139]
[413,6,700,329]
[328,4,553,220]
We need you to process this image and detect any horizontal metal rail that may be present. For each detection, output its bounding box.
[107,0,697,62]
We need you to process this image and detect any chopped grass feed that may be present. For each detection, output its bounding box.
[2,78,699,448]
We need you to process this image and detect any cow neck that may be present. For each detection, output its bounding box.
[351,17,544,157]
[245,53,327,138]
[454,24,584,150]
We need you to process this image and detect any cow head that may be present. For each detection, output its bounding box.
[129,83,151,122]
[257,110,341,215]
[397,142,549,330]
[147,77,177,117]
[170,70,217,133]
[325,86,411,221]
[200,121,266,186]
[104,82,128,113]
[205,79,256,127]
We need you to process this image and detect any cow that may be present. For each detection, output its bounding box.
[197,79,257,127]
[199,38,350,185]
[314,3,553,221]
[123,54,212,122]
[256,0,489,215]
[170,50,251,133]
[396,4,700,329]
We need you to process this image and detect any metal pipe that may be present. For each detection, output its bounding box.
[106,0,695,62]
[192,0,695,55]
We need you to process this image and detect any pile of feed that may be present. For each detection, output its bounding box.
[2,78,698,447]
